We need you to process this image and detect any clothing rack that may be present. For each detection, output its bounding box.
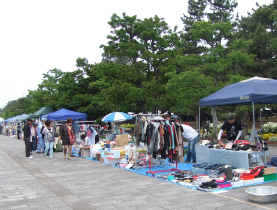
[133,114,166,171]
[134,114,181,174]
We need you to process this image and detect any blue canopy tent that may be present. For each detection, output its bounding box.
[199,76,277,140]
[16,114,28,122]
[47,108,87,121]
[5,116,17,123]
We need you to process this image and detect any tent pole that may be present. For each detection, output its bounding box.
[199,107,201,136]
[260,104,262,132]
[252,102,255,138]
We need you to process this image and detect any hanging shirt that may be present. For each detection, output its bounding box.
[87,127,98,145]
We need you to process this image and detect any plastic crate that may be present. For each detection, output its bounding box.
[264,173,277,182]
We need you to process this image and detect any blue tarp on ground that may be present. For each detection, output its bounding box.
[47,108,87,121]
[199,77,277,107]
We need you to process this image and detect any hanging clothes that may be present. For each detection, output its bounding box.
[134,119,142,144]
[87,126,98,145]
[146,122,160,155]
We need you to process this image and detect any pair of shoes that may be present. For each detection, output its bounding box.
[28,156,33,159]
[184,160,191,163]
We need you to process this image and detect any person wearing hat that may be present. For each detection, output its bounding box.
[23,118,33,158]
[37,117,46,153]
[218,112,242,145]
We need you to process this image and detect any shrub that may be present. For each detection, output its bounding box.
[268,136,277,142]
[262,122,277,134]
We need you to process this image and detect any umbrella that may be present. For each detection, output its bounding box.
[101,112,133,122]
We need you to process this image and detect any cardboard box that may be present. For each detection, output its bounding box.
[264,173,277,182]
[116,134,129,147]
[264,167,277,175]
[80,147,90,157]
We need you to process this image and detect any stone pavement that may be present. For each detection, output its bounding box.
[1,135,277,210]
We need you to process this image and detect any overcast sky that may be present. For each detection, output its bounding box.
[0,0,274,110]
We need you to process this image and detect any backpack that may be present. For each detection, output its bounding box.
[40,126,45,139]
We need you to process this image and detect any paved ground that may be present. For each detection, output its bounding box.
[1,135,277,210]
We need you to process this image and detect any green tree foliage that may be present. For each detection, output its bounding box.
[237,2,277,78]
[3,1,277,122]
[181,0,208,55]
[1,96,34,119]
[100,13,181,114]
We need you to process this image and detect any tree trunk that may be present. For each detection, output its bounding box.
[195,113,199,130]
[211,106,218,143]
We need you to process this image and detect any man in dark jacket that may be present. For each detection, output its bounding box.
[24,118,33,158]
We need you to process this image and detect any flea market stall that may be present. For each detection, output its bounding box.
[46,108,88,153]
[192,76,277,191]
[74,77,277,193]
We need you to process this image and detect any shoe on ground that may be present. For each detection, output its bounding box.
[184,160,191,163]
[50,156,53,159]
[192,161,196,164]
[28,156,33,159]
[68,157,72,160]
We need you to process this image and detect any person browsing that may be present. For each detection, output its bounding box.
[59,118,76,160]
[218,112,242,145]
[41,120,55,158]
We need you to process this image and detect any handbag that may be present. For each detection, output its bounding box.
[56,140,63,152]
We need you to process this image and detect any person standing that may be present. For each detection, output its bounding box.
[59,118,75,160]
[17,123,21,139]
[23,118,33,159]
[31,122,38,152]
[41,120,55,158]
[218,112,242,145]
[37,118,46,153]
[181,124,199,164]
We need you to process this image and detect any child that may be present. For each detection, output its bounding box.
[80,134,89,145]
